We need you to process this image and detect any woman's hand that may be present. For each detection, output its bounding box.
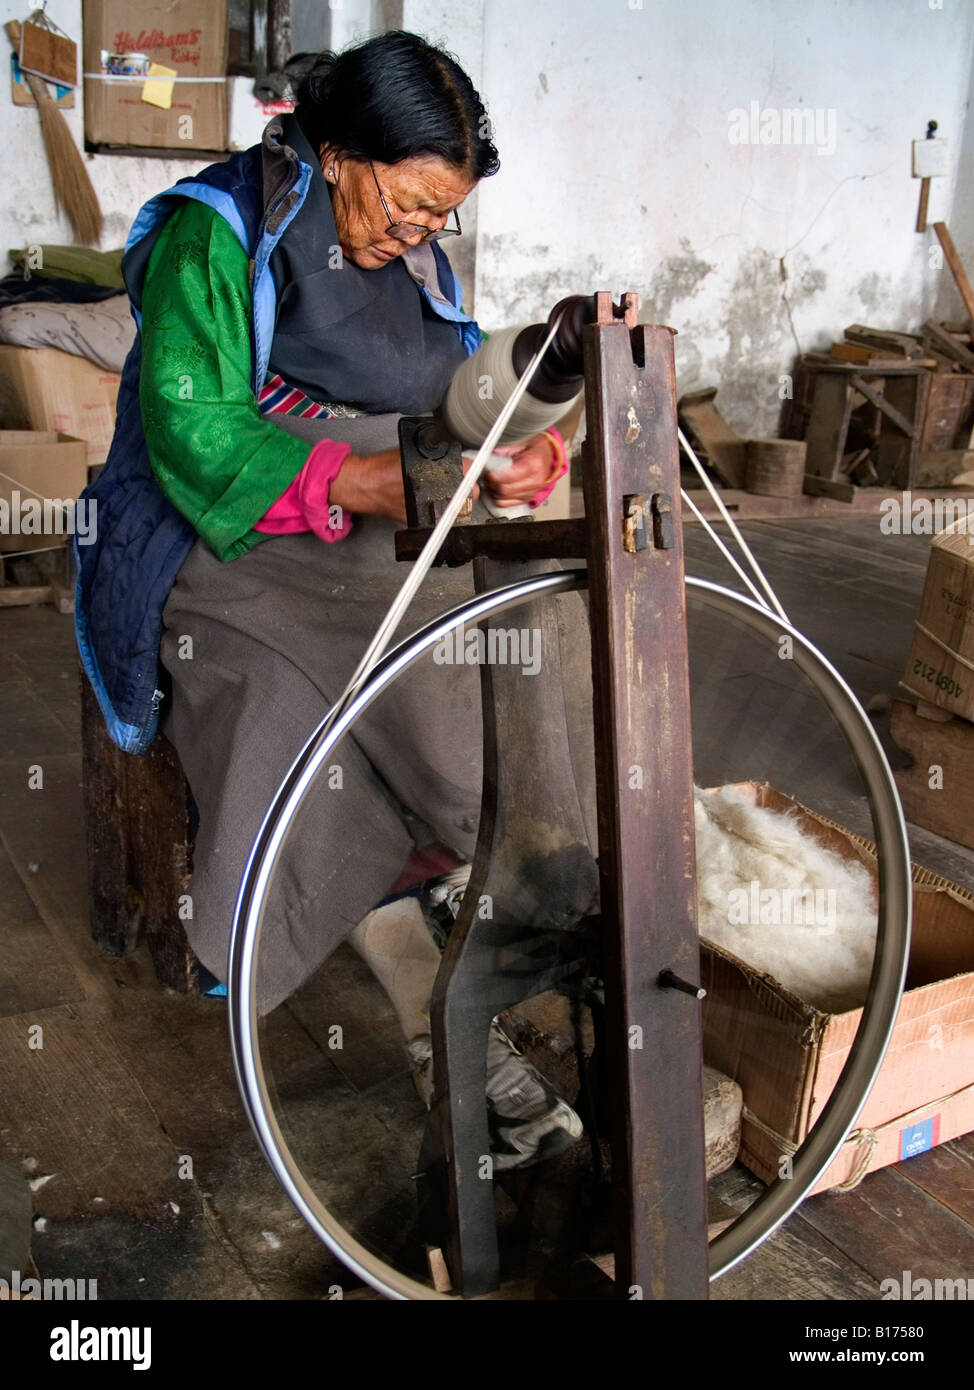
[329,447,408,523]
[482,433,560,508]
[328,432,563,523]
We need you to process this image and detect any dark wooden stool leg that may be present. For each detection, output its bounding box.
[80,665,199,992]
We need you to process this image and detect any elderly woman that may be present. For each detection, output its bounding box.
[76,31,580,1169]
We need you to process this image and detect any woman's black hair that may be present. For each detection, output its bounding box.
[295,30,499,179]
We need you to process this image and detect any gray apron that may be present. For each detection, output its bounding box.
[160,411,596,1014]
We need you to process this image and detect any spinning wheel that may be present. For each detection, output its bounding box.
[227,297,912,1299]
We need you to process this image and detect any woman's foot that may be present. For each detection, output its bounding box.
[406,1018,583,1171]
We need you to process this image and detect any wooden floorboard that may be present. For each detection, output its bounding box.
[0,850,85,1016]
[711,1218,878,1301]
[748,518,930,572]
[285,943,414,1095]
[890,1133,974,1228]
[798,1165,974,1287]
[708,1163,878,1299]
[0,1002,188,1223]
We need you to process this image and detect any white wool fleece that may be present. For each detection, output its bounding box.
[694,785,878,1014]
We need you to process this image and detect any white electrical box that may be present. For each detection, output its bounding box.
[912,139,948,178]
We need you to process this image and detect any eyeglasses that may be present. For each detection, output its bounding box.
[369,162,462,243]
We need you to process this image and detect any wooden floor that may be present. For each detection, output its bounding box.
[1,515,973,1300]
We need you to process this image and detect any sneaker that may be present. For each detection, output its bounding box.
[422,864,472,948]
[484,1018,583,1171]
[406,1019,583,1171]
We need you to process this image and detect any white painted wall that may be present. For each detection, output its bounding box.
[1,1,206,253]
[469,0,974,435]
[0,0,274,258]
[4,0,973,441]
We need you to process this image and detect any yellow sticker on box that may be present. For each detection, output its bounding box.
[141,63,177,110]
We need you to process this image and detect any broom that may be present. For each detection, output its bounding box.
[6,19,102,245]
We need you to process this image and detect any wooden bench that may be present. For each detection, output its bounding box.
[80,665,200,992]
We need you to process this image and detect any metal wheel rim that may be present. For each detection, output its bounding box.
[228,572,912,1298]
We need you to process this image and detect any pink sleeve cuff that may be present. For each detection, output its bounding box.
[254,438,354,542]
[528,428,569,509]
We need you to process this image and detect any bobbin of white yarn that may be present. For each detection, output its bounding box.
[441,327,582,447]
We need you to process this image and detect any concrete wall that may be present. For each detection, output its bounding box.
[1,0,203,254]
[4,1,973,439]
[469,0,974,435]
[0,0,274,257]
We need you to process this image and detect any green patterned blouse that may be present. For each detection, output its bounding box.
[139,198,312,561]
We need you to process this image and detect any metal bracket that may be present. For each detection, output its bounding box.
[398,416,469,529]
[651,492,675,550]
[622,494,647,553]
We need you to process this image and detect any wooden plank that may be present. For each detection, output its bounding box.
[678,387,748,489]
[711,1215,879,1300]
[582,310,708,1299]
[804,359,932,375]
[845,324,926,358]
[685,519,929,618]
[933,222,974,325]
[918,372,974,453]
[889,701,974,852]
[848,373,918,438]
[803,373,853,480]
[832,342,937,370]
[0,585,52,607]
[34,1202,263,1301]
[30,983,352,1299]
[876,372,930,488]
[831,341,877,364]
[922,318,974,373]
[99,977,350,1164]
[0,673,76,766]
[740,518,928,577]
[802,473,856,503]
[0,751,117,1007]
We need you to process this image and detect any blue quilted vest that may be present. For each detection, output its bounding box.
[75,114,480,754]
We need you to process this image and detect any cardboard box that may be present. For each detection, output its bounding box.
[0,345,120,467]
[700,783,974,1194]
[0,431,89,553]
[901,514,974,722]
[83,1,228,150]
